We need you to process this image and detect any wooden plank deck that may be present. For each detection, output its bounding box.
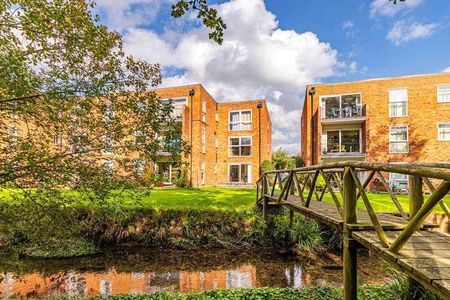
[265,194,450,298]
[352,230,450,298]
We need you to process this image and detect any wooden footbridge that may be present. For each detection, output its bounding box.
[256,162,450,300]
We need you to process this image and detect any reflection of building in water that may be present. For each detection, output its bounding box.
[0,266,257,297]
[284,265,303,288]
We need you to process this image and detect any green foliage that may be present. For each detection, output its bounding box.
[269,213,322,252]
[292,155,305,168]
[272,148,296,170]
[172,0,227,44]
[0,189,321,256]
[260,160,275,173]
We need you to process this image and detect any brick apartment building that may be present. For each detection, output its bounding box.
[301,72,450,188]
[154,84,272,187]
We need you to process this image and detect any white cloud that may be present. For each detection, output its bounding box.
[443,66,450,72]
[342,20,357,38]
[370,0,423,18]
[121,0,346,154]
[95,0,168,31]
[387,20,437,45]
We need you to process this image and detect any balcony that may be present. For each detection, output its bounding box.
[321,129,365,158]
[321,104,366,125]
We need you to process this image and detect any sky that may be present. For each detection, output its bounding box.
[94,0,450,155]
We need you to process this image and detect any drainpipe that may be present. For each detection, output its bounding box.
[257,101,263,177]
[189,88,195,187]
[309,87,316,165]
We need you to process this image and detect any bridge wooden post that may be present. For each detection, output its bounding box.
[407,175,424,298]
[409,175,424,219]
[262,176,268,221]
[343,167,357,300]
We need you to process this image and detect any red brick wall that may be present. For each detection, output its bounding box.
[301,73,450,165]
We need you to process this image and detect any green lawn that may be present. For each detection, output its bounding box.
[0,187,447,213]
[128,187,256,211]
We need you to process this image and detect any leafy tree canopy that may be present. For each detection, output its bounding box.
[272,148,296,170]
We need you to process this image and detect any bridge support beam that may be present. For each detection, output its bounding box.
[343,167,357,300]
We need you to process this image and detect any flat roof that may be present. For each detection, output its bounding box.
[307,72,450,87]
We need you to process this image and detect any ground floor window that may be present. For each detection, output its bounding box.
[229,163,251,183]
[389,172,408,191]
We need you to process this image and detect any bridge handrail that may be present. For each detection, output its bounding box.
[256,161,450,254]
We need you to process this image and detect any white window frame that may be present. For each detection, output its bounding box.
[388,88,408,118]
[388,162,409,189]
[202,98,207,122]
[134,130,146,146]
[133,160,146,175]
[103,160,114,174]
[201,128,206,153]
[103,102,114,122]
[228,110,252,131]
[228,163,252,184]
[321,128,363,155]
[228,136,252,157]
[319,93,362,118]
[102,134,114,154]
[161,97,187,119]
[437,84,450,103]
[7,125,18,148]
[389,125,409,154]
[437,122,450,141]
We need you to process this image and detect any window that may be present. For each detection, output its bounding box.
[201,128,206,153]
[438,123,450,141]
[134,130,146,145]
[229,164,251,183]
[389,125,408,153]
[7,125,17,149]
[229,110,252,131]
[11,100,18,119]
[103,160,114,174]
[161,97,187,119]
[71,133,89,153]
[321,94,362,119]
[201,161,205,185]
[103,102,114,122]
[102,134,114,154]
[438,85,450,103]
[53,132,62,146]
[321,129,361,154]
[229,136,251,157]
[133,160,146,176]
[389,88,408,117]
[202,98,207,122]
[389,172,408,190]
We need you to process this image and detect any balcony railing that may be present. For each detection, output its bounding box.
[321,104,366,121]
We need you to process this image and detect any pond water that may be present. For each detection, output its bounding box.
[0,248,392,298]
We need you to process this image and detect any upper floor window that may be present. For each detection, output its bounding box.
[389,125,408,153]
[438,123,450,141]
[389,88,408,117]
[229,110,252,131]
[201,128,206,153]
[133,160,146,176]
[161,97,187,120]
[103,102,114,122]
[229,136,251,157]
[103,160,114,174]
[321,94,362,119]
[202,98,207,122]
[134,130,146,146]
[7,125,17,149]
[71,133,89,153]
[438,85,450,103]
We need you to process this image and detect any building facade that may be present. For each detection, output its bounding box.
[301,72,450,188]
[154,84,272,188]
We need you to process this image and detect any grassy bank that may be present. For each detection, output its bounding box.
[0,188,321,257]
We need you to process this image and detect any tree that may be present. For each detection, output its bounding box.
[272,148,296,170]
[0,0,187,255]
[291,155,305,168]
[260,160,275,174]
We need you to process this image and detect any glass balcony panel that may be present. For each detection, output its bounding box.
[323,96,340,118]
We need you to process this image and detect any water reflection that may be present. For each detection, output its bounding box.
[0,248,391,298]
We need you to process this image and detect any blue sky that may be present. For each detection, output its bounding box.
[94,0,450,154]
